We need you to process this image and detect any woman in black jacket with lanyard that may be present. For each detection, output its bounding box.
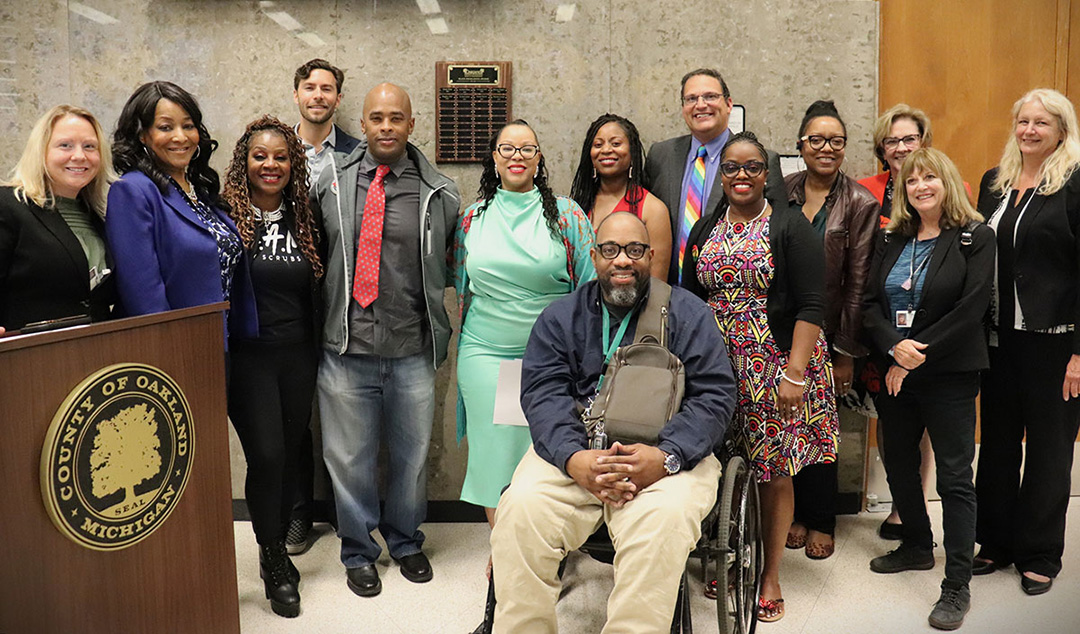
[684,131,838,623]
[863,148,993,630]
[974,88,1080,596]
[0,104,116,334]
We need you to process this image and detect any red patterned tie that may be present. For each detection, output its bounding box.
[352,164,391,307]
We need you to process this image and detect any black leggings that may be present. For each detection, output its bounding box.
[792,461,838,535]
[228,340,318,545]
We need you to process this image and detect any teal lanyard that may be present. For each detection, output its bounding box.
[595,305,634,394]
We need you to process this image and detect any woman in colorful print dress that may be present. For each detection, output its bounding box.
[683,131,838,623]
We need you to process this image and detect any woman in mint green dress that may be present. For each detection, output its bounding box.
[452,120,595,527]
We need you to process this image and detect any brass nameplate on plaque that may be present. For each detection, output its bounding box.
[447,64,500,86]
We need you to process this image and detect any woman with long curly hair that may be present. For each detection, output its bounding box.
[452,119,595,536]
[570,113,671,279]
[105,81,257,343]
[220,115,323,618]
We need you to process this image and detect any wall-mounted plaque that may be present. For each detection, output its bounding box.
[436,61,512,163]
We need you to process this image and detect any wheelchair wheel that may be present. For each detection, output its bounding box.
[714,455,762,634]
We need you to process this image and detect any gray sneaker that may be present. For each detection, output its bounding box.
[929,580,970,630]
[285,517,313,555]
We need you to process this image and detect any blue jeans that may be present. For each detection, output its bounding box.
[318,349,434,568]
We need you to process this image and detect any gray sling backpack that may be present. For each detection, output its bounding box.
[583,278,686,446]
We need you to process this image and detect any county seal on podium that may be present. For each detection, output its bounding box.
[40,363,194,551]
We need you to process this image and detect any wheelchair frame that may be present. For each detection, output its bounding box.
[471,446,762,634]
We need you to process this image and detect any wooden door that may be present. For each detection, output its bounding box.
[879,0,1063,186]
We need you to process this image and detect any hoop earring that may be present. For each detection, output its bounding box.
[142,145,152,159]
[192,145,201,160]
[593,167,598,180]
[628,166,633,180]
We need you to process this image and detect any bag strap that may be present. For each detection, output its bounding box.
[633,278,672,345]
[959,220,978,252]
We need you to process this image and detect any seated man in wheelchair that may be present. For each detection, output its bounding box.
[490,212,737,633]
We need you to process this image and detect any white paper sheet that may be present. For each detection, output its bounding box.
[492,358,529,426]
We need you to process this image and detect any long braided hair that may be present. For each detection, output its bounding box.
[222,115,323,279]
[569,113,647,217]
[475,119,561,241]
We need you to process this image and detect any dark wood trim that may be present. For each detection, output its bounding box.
[0,302,229,352]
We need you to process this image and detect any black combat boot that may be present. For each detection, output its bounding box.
[259,541,300,618]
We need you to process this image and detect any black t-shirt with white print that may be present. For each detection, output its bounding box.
[245,207,314,343]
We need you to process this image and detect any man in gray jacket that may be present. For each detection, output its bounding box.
[310,83,460,598]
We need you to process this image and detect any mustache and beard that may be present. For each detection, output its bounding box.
[599,265,649,307]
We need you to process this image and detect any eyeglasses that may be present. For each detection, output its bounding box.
[719,160,766,178]
[682,92,727,107]
[801,135,847,151]
[882,134,922,150]
[495,143,540,159]
[597,241,650,260]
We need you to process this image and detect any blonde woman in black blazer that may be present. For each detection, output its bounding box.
[863,148,992,630]
[974,88,1080,596]
[0,105,116,333]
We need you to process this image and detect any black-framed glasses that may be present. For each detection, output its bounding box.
[496,143,540,159]
[882,134,921,150]
[597,241,649,260]
[719,160,766,178]
[682,92,727,107]
[801,135,847,151]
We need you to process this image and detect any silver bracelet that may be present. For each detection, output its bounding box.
[780,372,806,387]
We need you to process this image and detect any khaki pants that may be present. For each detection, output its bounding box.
[491,447,721,634]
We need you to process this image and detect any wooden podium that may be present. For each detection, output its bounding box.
[0,304,240,634]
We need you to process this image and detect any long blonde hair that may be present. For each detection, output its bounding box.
[4,105,115,216]
[991,88,1080,197]
[887,148,983,237]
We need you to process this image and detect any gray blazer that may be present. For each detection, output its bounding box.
[644,133,785,283]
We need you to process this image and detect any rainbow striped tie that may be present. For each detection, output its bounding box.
[679,145,708,282]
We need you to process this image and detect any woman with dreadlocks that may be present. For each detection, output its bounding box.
[452,119,595,532]
[571,113,671,279]
[222,115,323,619]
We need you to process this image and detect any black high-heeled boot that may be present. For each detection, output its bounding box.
[259,541,300,618]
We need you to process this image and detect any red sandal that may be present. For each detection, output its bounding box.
[758,597,785,623]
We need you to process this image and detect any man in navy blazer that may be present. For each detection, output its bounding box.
[286,58,361,556]
[293,59,361,189]
[644,68,785,285]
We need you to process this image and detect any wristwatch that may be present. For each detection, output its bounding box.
[662,451,682,476]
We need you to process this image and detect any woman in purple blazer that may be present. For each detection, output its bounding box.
[105,81,257,343]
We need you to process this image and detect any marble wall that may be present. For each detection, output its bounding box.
[1,0,879,502]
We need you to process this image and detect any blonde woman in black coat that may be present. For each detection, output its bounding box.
[0,105,116,333]
[974,88,1080,596]
[863,148,992,630]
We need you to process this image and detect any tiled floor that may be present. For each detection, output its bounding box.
[235,501,1080,633]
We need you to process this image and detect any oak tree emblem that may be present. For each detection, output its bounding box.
[89,403,163,505]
